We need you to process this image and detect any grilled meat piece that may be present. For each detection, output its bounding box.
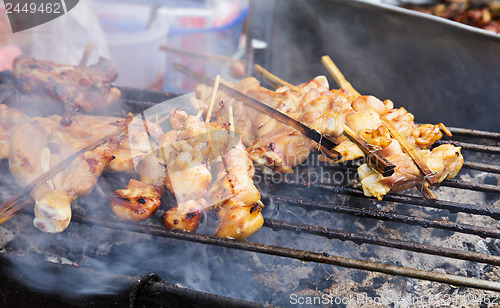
[162,199,207,232]
[12,56,121,112]
[111,179,162,221]
[406,1,500,33]
[216,200,264,240]
[358,144,464,200]
[159,109,230,232]
[107,114,163,173]
[160,111,215,203]
[9,114,123,232]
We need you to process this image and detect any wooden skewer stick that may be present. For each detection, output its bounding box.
[381,118,439,187]
[341,124,395,177]
[0,127,123,224]
[321,55,361,97]
[205,75,221,124]
[0,198,33,224]
[254,64,302,93]
[160,45,241,65]
[173,62,342,161]
[417,183,436,200]
[61,43,95,126]
[78,42,94,67]
[228,105,235,138]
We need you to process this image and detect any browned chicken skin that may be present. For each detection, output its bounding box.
[12,55,121,112]
[162,199,207,233]
[208,144,264,240]
[111,179,162,221]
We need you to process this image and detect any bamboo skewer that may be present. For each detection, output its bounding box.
[254,64,302,93]
[228,105,235,138]
[78,42,94,67]
[173,62,342,161]
[0,199,34,224]
[321,55,438,199]
[341,124,395,177]
[321,56,361,97]
[381,118,439,187]
[61,43,94,126]
[205,75,221,124]
[160,45,242,65]
[439,123,453,137]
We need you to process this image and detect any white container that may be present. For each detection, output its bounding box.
[92,1,169,90]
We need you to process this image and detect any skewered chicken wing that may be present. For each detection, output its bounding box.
[9,114,122,232]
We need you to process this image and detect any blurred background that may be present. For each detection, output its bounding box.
[0,0,249,92]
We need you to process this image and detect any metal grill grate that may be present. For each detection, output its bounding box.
[1,86,500,305]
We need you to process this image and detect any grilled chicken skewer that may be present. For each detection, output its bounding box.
[318,55,463,200]
[207,143,264,240]
[192,63,463,200]
[192,75,346,173]
[12,55,121,112]
[159,109,219,232]
[6,111,163,232]
[110,106,265,240]
[8,115,123,232]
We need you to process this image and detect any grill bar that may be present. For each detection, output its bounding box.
[320,164,500,194]
[261,194,500,239]
[322,157,500,174]
[277,180,500,219]
[446,126,500,139]
[442,178,500,194]
[463,161,500,174]
[436,140,500,154]
[71,213,500,292]
[264,218,500,265]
